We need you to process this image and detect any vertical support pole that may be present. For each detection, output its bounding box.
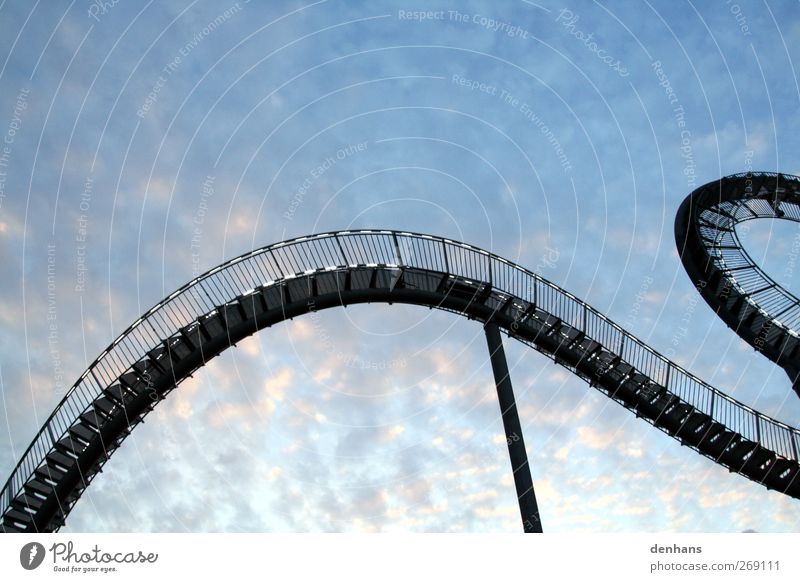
[484,321,543,533]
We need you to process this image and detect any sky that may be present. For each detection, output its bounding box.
[1,0,800,532]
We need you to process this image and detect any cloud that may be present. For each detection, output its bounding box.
[576,426,616,450]
[3,0,800,534]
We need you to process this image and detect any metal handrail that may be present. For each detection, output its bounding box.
[698,181,800,334]
[3,229,800,512]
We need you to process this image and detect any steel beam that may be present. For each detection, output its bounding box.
[484,321,543,533]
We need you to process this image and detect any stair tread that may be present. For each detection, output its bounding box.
[24,478,54,497]
[3,507,34,525]
[69,422,97,443]
[11,492,44,511]
[80,410,105,429]
[94,396,118,416]
[35,464,66,482]
[55,436,85,456]
[103,384,130,405]
[46,450,76,470]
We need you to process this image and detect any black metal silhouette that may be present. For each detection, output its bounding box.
[485,322,542,533]
[3,172,800,533]
[676,172,800,394]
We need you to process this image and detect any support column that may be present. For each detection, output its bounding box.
[484,321,543,533]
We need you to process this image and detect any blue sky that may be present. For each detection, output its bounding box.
[1,0,800,532]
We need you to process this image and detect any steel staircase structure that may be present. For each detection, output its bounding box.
[676,172,800,393]
[2,172,800,532]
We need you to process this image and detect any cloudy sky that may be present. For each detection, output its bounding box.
[1,0,800,532]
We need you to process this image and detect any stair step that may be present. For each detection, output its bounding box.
[178,328,198,351]
[0,519,28,532]
[767,458,795,479]
[661,403,693,431]
[80,410,105,429]
[286,276,318,303]
[119,371,144,391]
[236,298,265,331]
[610,378,640,404]
[625,373,650,392]
[696,421,726,448]
[625,371,655,400]
[675,412,712,445]
[260,286,285,311]
[93,396,118,416]
[637,382,666,402]
[221,302,247,328]
[11,492,44,512]
[606,362,634,385]
[537,313,561,334]
[574,342,603,375]
[576,338,602,357]
[132,358,161,380]
[553,323,583,343]
[3,508,34,527]
[148,343,167,360]
[775,462,799,484]
[683,411,712,432]
[46,451,76,471]
[146,346,174,376]
[704,429,740,457]
[200,313,226,337]
[55,436,85,456]
[35,464,66,483]
[165,336,193,360]
[590,352,620,381]
[743,446,775,471]
[729,439,758,460]
[782,473,800,497]
[594,351,620,367]
[103,384,129,405]
[639,393,679,419]
[24,478,54,498]
[69,422,97,444]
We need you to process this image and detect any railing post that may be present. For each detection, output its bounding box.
[334,233,349,266]
[47,424,57,446]
[755,415,762,444]
[263,248,284,279]
[392,232,404,267]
